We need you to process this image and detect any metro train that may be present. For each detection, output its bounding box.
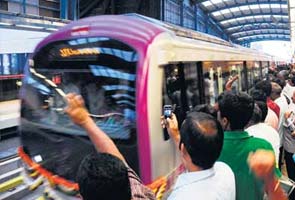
[18,14,275,197]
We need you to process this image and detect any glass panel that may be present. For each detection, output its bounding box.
[20,37,139,180]
[163,64,182,113]
[183,62,200,109]
[164,0,181,25]
[203,61,243,104]
[262,61,269,78]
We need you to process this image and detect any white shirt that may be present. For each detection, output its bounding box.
[282,83,295,100]
[265,108,279,130]
[168,162,235,200]
[283,102,295,153]
[246,123,280,164]
[275,96,290,146]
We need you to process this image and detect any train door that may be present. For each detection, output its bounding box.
[163,62,204,125]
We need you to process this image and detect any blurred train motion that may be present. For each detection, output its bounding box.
[0,29,49,136]
[18,14,277,196]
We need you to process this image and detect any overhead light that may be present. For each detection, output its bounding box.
[16,24,43,29]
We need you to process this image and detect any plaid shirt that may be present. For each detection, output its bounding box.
[127,166,156,200]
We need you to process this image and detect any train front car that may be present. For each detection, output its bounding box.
[19,15,165,193]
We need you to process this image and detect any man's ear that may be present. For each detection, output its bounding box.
[219,117,229,130]
[180,143,188,157]
[222,117,228,126]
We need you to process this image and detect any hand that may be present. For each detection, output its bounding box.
[284,111,292,119]
[161,113,180,139]
[225,75,239,91]
[64,93,91,126]
[248,150,275,180]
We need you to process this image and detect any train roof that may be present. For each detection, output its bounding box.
[35,14,233,51]
[34,14,272,61]
[35,14,167,53]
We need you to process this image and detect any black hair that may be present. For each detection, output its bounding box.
[255,101,268,122]
[272,78,286,89]
[192,104,217,118]
[218,91,254,130]
[250,89,267,102]
[249,103,262,125]
[291,76,295,86]
[76,153,131,200]
[179,112,224,169]
[255,80,272,97]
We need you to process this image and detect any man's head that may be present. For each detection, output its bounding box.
[247,103,262,127]
[218,91,254,130]
[270,82,282,101]
[250,89,267,102]
[77,153,131,200]
[179,112,224,170]
[255,101,268,122]
[192,104,217,118]
[255,80,272,97]
[290,76,295,87]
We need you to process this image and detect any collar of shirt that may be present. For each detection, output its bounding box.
[173,167,215,191]
[224,131,251,140]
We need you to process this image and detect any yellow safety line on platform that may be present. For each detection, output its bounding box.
[0,176,23,192]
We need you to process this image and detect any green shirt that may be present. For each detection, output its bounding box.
[218,131,274,200]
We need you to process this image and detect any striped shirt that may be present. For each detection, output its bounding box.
[127,166,156,200]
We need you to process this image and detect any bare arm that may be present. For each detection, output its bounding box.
[225,75,239,91]
[161,113,180,148]
[65,93,125,162]
[248,150,287,200]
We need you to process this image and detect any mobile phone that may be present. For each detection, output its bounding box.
[164,105,173,119]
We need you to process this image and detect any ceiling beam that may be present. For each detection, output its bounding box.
[237,37,290,44]
[215,12,288,22]
[235,34,290,42]
[230,28,290,37]
[201,2,288,13]
[225,22,289,33]
[221,18,289,28]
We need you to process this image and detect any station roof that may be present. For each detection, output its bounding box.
[199,0,291,44]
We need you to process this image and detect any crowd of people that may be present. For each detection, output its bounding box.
[63,66,295,200]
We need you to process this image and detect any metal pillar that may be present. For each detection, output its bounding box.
[60,0,68,20]
[197,61,205,104]
[22,0,26,14]
[243,61,249,92]
[180,0,183,26]
[71,0,77,20]
[205,13,209,33]
[259,61,263,78]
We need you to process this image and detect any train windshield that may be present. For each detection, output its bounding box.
[20,37,139,180]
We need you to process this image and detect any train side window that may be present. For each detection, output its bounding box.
[183,62,203,109]
[162,64,186,124]
[162,62,204,140]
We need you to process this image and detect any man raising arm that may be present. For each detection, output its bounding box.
[65,93,156,200]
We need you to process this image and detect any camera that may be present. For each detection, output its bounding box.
[284,112,295,132]
[163,105,173,119]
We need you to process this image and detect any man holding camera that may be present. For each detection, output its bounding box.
[162,111,235,200]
